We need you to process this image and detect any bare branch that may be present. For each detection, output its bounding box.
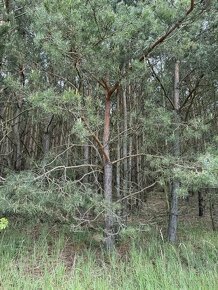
[1,108,33,124]
[116,182,157,203]
[72,169,103,184]
[112,153,163,165]
[34,164,101,181]
[148,59,175,109]
[0,176,6,182]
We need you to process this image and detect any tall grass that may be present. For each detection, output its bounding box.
[0,223,217,290]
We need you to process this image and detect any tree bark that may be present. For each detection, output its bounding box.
[168,60,180,243]
[42,115,53,155]
[104,160,113,249]
[122,84,128,215]
[103,89,114,250]
[116,94,121,200]
[128,88,133,209]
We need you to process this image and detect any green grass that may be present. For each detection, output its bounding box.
[0,223,217,290]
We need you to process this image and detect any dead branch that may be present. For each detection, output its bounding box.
[34,164,101,181]
[116,182,157,203]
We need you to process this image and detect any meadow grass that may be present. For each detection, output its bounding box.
[0,222,217,290]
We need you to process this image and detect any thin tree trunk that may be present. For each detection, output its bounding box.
[83,84,90,184]
[129,103,133,209]
[168,60,180,243]
[136,136,141,208]
[103,89,114,250]
[42,132,50,155]
[116,94,121,200]
[198,190,204,217]
[209,188,217,231]
[13,107,22,170]
[13,65,25,171]
[5,106,12,168]
[83,144,89,183]
[122,84,128,216]
[42,115,53,155]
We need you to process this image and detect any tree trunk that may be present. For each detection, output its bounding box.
[13,107,22,171]
[198,190,204,217]
[128,91,133,209]
[168,60,180,243]
[116,94,121,200]
[42,115,53,155]
[122,85,128,217]
[42,132,50,155]
[103,89,114,250]
[104,161,113,249]
[136,136,141,209]
[83,144,89,183]
[209,188,218,231]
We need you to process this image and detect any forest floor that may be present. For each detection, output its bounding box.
[0,193,217,290]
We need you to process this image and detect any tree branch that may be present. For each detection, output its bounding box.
[81,116,110,162]
[148,59,175,109]
[180,74,204,110]
[116,182,157,203]
[34,164,101,181]
[112,153,163,165]
[139,0,196,62]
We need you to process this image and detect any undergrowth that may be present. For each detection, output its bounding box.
[0,222,217,290]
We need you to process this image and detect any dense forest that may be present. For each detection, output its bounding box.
[0,0,218,288]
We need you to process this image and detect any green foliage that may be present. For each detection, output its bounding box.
[0,218,8,231]
[173,151,218,193]
[29,89,82,113]
[145,148,218,198]
[0,22,10,59]
[0,170,103,225]
[142,100,173,145]
[72,119,89,142]
[182,118,209,141]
